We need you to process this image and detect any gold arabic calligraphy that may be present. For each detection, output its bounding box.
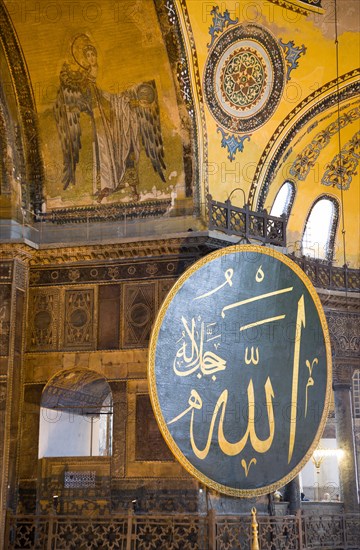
[169,265,316,468]
[169,379,275,459]
[174,317,226,378]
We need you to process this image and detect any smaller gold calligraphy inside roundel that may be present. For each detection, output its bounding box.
[220,47,267,111]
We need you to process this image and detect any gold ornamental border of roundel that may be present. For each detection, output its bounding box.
[148,245,332,497]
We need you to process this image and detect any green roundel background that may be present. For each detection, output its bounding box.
[148,246,332,497]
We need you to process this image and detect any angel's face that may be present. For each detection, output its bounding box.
[85,47,97,68]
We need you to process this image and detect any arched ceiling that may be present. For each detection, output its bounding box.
[0,0,359,266]
[184,0,359,266]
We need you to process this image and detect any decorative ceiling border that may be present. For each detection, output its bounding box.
[154,0,195,203]
[0,83,16,196]
[248,69,359,210]
[155,0,208,214]
[0,1,44,213]
[173,0,208,210]
[267,0,324,15]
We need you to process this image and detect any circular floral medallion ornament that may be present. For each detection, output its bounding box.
[204,24,285,133]
[148,246,331,497]
[221,47,268,111]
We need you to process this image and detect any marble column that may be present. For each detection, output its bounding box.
[333,370,359,512]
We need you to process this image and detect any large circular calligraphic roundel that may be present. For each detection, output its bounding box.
[148,245,331,497]
[203,24,285,133]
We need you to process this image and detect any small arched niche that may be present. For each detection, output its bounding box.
[39,368,112,458]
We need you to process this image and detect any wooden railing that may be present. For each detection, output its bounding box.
[5,511,360,549]
[208,195,360,293]
[302,513,360,549]
[289,254,360,292]
[208,194,287,247]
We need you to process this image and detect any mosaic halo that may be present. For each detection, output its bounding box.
[204,24,285,133]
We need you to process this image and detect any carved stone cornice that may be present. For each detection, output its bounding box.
[28,235,225,267]
[26,236,230,287]
[0,244,35,264]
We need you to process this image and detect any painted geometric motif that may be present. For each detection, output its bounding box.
[221,47,267,111]
[278,39,306,81]
[207,5,238,49]
[322,131,360,190]
[217,128,250,161]
[204,23,285,134]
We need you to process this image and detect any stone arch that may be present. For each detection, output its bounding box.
[39,368,112,458]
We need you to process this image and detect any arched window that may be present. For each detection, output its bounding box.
[39,368,113,458]
[302,197,339,260]
[270,181,296,218]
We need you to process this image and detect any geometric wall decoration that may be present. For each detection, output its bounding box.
[64,289,95,350]
[123,283,156,348]
[27,289,60,352]
[217,127,251,161]
[253,76,359,210]
[326,311,360,358]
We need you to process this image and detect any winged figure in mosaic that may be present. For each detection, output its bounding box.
[54,34,166,201]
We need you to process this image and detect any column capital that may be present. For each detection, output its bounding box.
[326,311,360,364]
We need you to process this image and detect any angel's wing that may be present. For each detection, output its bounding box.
[53,64,89,189]
[135,80,166,182]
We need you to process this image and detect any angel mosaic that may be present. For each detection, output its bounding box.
[54,34,166,202]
